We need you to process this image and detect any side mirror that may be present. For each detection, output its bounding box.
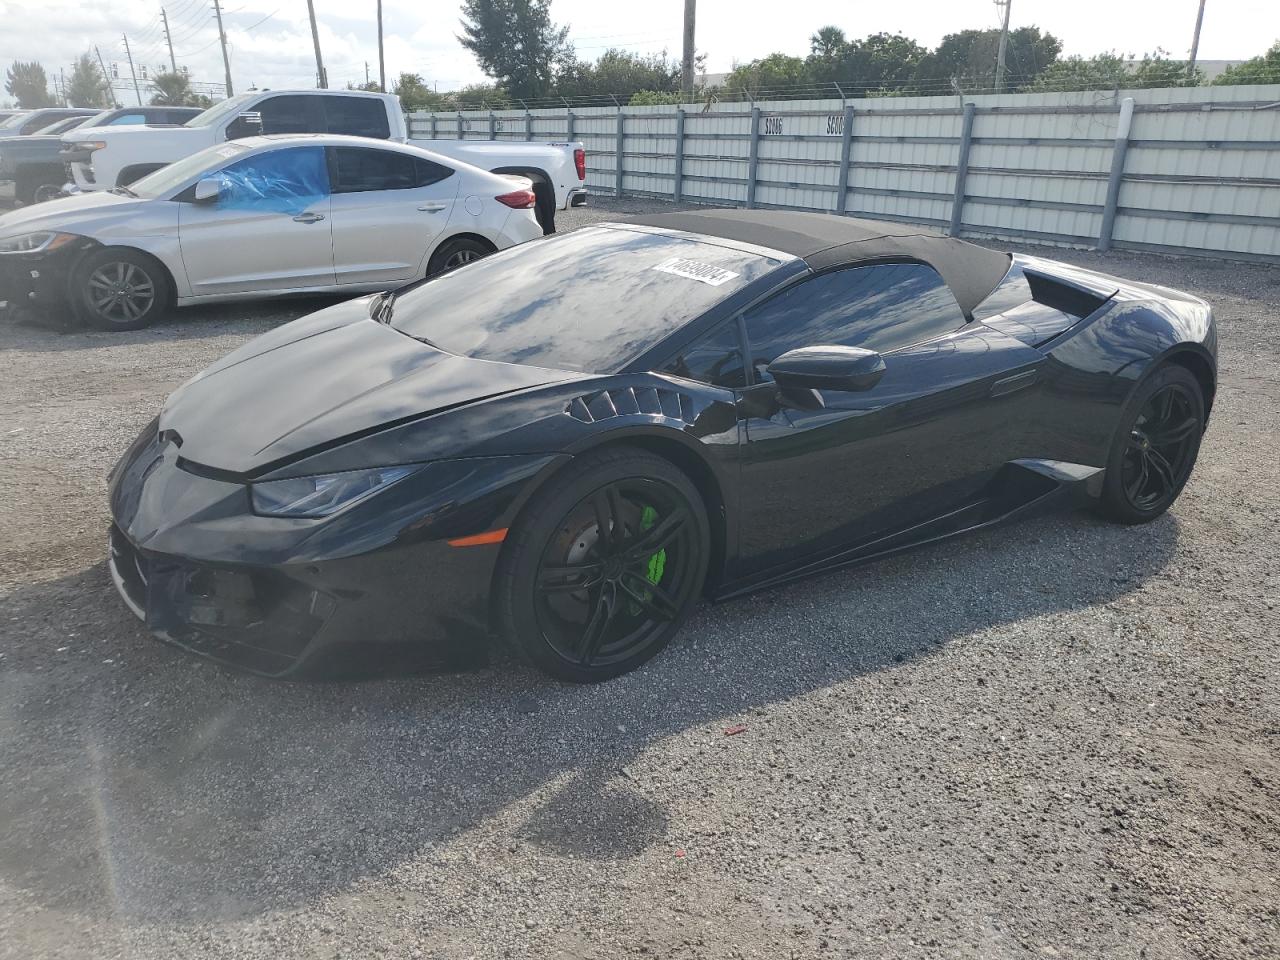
[193,177,222,202]
[766,345,886,393]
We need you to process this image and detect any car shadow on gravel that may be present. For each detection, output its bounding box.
[0,505,1179,923]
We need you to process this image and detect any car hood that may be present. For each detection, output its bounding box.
[62,124,206,144]
[0,190,149,237]
[161,297,583,476]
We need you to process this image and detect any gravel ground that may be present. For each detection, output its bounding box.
[1,198,1277,960]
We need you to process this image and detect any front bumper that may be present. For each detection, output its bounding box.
[0,240,88,315]
[106,421,558,677]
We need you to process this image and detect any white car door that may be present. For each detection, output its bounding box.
[177,144,335,296]
[326,145,461,286]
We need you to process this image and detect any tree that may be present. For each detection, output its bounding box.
[149,70,211,107]
[557,49,682,101]
[66,53,111,108]
[458,0,570,101]
[722,53,808,98]
[1213,41,1280,85]
[451,82,510,108]
[833,33,927,93]
[393,72,449,112]
[1027,52,1130,91]
[912,27,1061,93]
[810,26,848,61]
[5,60,54,108]
[1129,49,1202,88]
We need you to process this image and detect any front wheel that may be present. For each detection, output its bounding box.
[494,447,710,682]
[1097,364,1205,524]
[71,248,173,331]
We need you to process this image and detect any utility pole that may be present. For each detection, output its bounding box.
[681,0,696,100]
[122,34,143,106]
[377,0,386,92]
[1188,0,1207,79]
[994,0,1011,93]
[95,46,119,107]
[161,7,177,73]
[212,0,234,97]
[305,0,328,88]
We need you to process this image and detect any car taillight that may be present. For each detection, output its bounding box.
[495,189,537,209]
[574,148,585,181]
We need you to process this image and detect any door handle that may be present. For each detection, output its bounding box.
[417,203,447,212]
[292,212,325,223]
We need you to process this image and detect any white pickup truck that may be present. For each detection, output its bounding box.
[61,89,586,232]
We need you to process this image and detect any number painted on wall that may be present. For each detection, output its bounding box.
[762,115,784,136]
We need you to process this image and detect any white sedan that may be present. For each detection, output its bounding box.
[0,134,544,330]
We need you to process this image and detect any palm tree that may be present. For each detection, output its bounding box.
[810,26,848,60]
[149,70,196,106]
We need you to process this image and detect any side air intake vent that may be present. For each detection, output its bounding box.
[566,386,702,425]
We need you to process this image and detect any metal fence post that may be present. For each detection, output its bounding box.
[429,113,437,138]
[525,110,533,141]
[615,109,625,198]
[1098,97,1135,252]
[949,102,977,237]
[673,106,686,203]
[456,111,464,140]
[835,103,855,214]
[746,105,761,209]
[488,111,496,140]
[566,109,575,141]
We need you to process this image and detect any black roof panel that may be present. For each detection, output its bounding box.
[625,208,1011,317]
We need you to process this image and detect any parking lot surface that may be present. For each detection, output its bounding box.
[1,198,1277,960]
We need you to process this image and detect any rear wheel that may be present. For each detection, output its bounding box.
[1098,364,1204,524]
[71,248,173,331]
[495,447,710,682]
[426,236,493,276]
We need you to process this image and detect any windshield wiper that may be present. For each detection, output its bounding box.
[110,184,137,198]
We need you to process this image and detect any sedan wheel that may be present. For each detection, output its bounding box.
[72,249,172,331]
[442,248,482,271]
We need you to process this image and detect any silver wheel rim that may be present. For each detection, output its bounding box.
[442,248,482,271]
[87,262,156,324]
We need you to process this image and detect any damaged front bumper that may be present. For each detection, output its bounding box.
[0,238,89,316]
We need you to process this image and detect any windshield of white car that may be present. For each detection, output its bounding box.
[389,227,778,373]
[185,94,255,129]
[127,141,253,199]
[0,113,29,129]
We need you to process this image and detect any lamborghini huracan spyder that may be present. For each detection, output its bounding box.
[107,210,1216,681]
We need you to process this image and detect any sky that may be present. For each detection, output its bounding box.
[0,0,1277,105]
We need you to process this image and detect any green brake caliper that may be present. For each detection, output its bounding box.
[629,505,667,614]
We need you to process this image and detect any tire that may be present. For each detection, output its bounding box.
[70,248,173,331]
[532,180,556,235]
[1097,363,1205,524]
[32,181,63,204]
[494,446,710,683]
[426,236,493,277]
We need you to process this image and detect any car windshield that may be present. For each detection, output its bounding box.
[185,94,254,128]
[127,141,253,198]
[34,116,90,135]
[389,226,779,373]
[0,113,30,128]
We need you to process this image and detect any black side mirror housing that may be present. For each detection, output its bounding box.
[766,345,886,393]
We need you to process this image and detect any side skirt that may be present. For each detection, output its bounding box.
[713,459,1104,601]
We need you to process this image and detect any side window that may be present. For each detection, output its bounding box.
[331,147,452,193]
[213,146,329,214]
[108,113,146,125]
[253,95,326,135]
[743,262,966,379]
[661,321,747,388]
[324,97,391,138]
[20,114,52,134]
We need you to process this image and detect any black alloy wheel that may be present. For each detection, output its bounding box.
[496,447,710,682]
[1099,364,1204,524]
[427,237,493,277]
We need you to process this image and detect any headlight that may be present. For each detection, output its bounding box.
[80,140,108,152]
[0,232,79,255]
[250,465,423,518]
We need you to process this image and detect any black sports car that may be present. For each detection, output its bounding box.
[107,210,1216,681]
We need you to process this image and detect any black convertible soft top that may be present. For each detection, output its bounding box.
[626,208,1012,318]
